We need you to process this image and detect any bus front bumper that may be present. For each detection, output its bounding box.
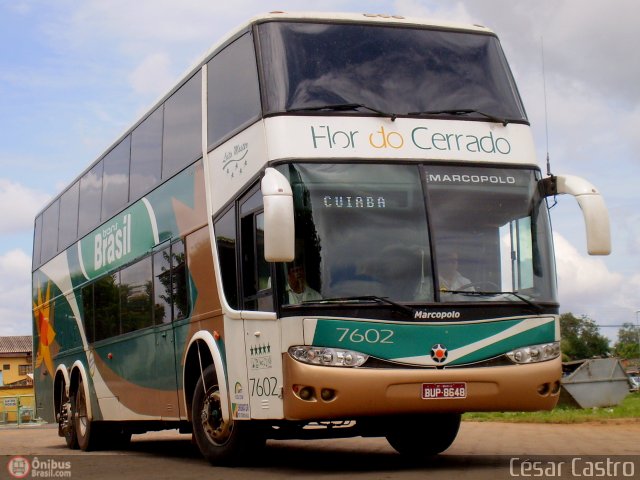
[282,354,561,420]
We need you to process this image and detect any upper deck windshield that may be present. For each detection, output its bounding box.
[276,163,556,308]
[258,21,527,122]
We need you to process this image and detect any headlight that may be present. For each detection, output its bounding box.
[506,342,560,364]
[289,346,369,367]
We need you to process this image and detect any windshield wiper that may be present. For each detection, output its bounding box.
[287,103,398,121]
[440,289,543,313]
[407,108,509,126]
[301,295,414,315]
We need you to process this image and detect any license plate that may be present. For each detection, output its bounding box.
[422,382,467,399]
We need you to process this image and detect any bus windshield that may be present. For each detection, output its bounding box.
[258,21,527,122]
[277,163,556,306]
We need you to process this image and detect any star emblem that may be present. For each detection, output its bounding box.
[431,343,448,363]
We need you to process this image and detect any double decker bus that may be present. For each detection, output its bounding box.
[32,12,611,464]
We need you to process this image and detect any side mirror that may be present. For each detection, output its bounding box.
[543,175,611,255]
[261,168,295,262]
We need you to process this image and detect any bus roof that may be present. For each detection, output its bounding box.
[200,11,494,62]
[244,11,493,34]
[35,12,496,220]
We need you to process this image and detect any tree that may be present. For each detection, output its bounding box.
[560,313,610,361]
[614,322,640,359]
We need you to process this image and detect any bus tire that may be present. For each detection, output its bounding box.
[192,364,265,466]
[74,376,99,451]
[61,392,78,450]
[385,413,461,457]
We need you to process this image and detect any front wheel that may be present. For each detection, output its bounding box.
[191,365,265,466]
[385,413,461,457]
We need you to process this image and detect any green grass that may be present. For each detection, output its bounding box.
[463,391,640,424]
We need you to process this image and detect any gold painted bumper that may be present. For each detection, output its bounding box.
[282,354,561,420]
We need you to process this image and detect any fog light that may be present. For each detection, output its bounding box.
[298,386,314,401]
[537,382,550,396]
[551,381,561,394]
[320,388,335,401]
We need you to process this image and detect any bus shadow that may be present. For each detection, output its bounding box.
[125,435,512,473]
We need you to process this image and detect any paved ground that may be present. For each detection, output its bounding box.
[1,421,639,479]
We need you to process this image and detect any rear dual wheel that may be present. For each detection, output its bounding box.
[74,376,98,451]
[70,376,131,451]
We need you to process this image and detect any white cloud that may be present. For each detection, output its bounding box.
[0,179,51,234]
[394,0,475,24]
[45,0,364,57]
[555,233,622,302]
[129,52,174,97]
[0,249,32,335]
[554,232,639,341]
[4,1,31,15]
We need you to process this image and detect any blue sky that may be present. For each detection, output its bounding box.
[1,0,638,342]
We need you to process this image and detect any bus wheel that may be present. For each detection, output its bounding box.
[59,390,78,449]
[192,365,264,466]
[385,413,461,457]
[74,376,98,451]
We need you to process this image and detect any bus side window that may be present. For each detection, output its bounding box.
[153,246,172,323]
[78,161,104,238]
[171,241,189,320]
[81,283,94,343]
[162,71,202,179]
[240,189,273,312]
[120,256,153,334]
[214,206,239,310]
[94,272,120,341]
[41,199,60,263]
[153,240,189,323]
[207,32,261,148]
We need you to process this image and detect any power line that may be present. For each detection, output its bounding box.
[596,324,639,328]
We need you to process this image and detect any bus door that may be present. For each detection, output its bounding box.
[152,241,187,419]
[238,186,283,419]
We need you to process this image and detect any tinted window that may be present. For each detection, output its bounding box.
[162,72,202,179]
[94,272,120,341]
[130,107,163,200]
[41,200,60,261]
[153,242,189,323]
[278,163,431,303]
[58,182,79,250]
[214,207,238,309]
[120,257,153,334]
[102,136,131,221]
[78,161,104,237]
[208,33,261,146]
[33,215,42,268]
[82,283,94,343]
[171,241,189,320]
[153,246,172,324]
[239,190,271,311]
[258,22,526,121]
